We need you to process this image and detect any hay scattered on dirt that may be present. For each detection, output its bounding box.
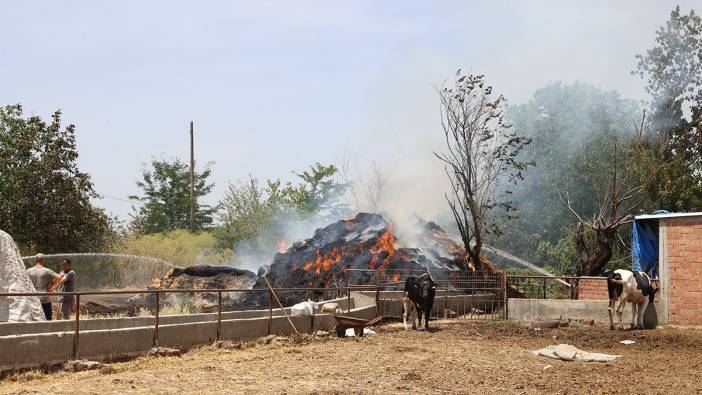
[2,320,702,394]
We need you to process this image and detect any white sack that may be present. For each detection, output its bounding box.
[290,300,316,317]
[345,327,376,337]
[532,344,619,362]
[0,229,45,322]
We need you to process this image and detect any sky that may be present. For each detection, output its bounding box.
[1,1,698,222]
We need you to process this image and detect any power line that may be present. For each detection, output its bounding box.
[98,194,146,206]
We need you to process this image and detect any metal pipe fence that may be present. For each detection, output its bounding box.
[2,272,608,359]
[0,285,378,359]
[347,268,508,322]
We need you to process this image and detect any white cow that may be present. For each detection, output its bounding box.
[607,269,658,330]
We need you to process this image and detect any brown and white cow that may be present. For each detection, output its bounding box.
[607,269,658,330]
[402,292,417,330]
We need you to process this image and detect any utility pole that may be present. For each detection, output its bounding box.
[189,121,195,231]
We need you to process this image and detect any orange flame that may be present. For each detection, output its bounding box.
[303,248,343,275]
[368,223,397,270]
[300,223,399,280]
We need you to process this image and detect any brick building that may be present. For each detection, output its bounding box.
[634,212,702,326]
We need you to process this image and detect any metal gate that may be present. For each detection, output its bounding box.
[348,269,507,321]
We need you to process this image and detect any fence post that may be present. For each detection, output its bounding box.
[154,291,160,347]
[502,272,508,320]
[346,269,351,315]
[268,290,273,336]
[542,277,547,299]
[217,291,222,340]
[73,293,80,359]
[375,269,380,318]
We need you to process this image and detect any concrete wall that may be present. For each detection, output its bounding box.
[660,217,702,325]
[508,298,660,326]
[0,297,356,337]
[509,298,615,323]
[0,294,374,371]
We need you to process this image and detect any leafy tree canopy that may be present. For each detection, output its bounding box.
[0,104,115,253]
[490,83,641,273]
[216,163,347,248]
[129,158,215,234]
[634,6,702,211]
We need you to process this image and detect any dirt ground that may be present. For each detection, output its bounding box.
[2,320,702,394]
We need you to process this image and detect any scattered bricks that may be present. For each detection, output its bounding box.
[64,360,104,372]
[532,320,560,329]
[147,347,182,357]
[213,340,242,350]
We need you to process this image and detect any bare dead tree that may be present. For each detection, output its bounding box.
[338,149,387,213]
[435,71,532,271]
[560,111,671,276]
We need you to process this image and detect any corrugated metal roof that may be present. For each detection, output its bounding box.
[634,212,702,220]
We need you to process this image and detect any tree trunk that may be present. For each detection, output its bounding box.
[574,222,616,277]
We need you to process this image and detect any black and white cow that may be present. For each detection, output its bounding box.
[403,273,437,330]
[607,269,658,330]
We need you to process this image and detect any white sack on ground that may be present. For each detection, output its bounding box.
[345,327,376,337]
[532,344,620,362]
[0,229,44,322]
[290,300,316,317]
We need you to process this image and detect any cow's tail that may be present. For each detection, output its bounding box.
[607,272,623,300]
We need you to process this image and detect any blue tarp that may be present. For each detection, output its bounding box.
[631,219,659,277]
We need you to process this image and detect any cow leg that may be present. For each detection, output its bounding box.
[415,305,422,330]
[423,301,431,330]
[630,303,638,329]
[608,298,616,330]
[616,299,626,330]
[637,299,649,329]
[402,295,411,330]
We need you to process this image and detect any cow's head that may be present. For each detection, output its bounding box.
[417,276,436,299]
[649,281,659,302]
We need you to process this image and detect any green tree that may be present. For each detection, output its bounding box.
[0,104,115,253]
[490,83,641,273]
[129,158,215,233]
[215,163,347,248]
[281,163,347,219]
[216,177,285,248]
[634,6,702,210]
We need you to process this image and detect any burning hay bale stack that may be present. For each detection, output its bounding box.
[243,212,515,308]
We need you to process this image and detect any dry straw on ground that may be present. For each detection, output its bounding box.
[2,320,702,394]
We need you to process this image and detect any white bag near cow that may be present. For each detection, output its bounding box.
[290,300,316,317]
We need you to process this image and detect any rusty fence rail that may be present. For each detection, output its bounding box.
[0,285,378,360]
[347,268,508,321]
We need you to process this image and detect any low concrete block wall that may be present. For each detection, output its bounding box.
[509,299,614,323]
[0,303,376,371]
[0,297,354,336]
[508,298,661,325]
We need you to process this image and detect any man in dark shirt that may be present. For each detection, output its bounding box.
[57,259,76,320]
